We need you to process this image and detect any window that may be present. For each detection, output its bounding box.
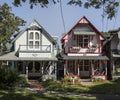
[78,35,89,47]
[29,41,33,48]
[29,32,34,39]
[35,41,39,48]
[28,31,41,49]
[35,32,39,39]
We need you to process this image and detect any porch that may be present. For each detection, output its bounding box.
[63,55,109,81]
[16,61,57,81]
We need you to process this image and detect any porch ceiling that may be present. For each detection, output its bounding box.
[0,52,57,61]
[62,55,109,60]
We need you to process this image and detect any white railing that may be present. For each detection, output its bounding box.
[19,45,51,52]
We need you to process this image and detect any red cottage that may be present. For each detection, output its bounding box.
[61,16,109,81]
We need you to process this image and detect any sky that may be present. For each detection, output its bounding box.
[1,1,120,43]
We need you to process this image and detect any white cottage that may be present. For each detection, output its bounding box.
[61,16,109,81]
[0,20,58,81]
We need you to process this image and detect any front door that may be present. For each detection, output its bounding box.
[28,61,42,77]
[79,60,90,78]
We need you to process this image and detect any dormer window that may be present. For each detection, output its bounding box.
[28,30,41,49]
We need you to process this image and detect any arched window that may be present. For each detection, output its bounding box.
[35,32,39,40]
[29,32,34,39]
[28,31,41,49]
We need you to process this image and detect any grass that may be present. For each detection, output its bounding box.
[42,79,120,95]
[0,90,96,100]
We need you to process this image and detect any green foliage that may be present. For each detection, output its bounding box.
[0,3,26,50]
[0,90,97,100]
[16,75,29,87]
[42,79,120,94]
[0,66,19,89]
[13,0,119,19]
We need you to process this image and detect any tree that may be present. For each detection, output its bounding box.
[12,0,119,19]
[0,3,26,50]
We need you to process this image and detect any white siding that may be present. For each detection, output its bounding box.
[15,31,27,51]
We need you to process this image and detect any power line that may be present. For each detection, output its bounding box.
[60,0,66,33]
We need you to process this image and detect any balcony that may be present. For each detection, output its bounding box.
[19,45,51,53]
[69,45,100,54]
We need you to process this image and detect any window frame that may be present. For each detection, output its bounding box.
[28,30,41,50]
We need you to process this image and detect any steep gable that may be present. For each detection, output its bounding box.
[12,20,56,45]
[61,16,105,40]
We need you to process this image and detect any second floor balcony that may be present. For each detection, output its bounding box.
[19,45,51,53]
[68,45,101,54]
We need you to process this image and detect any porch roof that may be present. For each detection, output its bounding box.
[62,55,109,60]
[112,54,120,58]
[0,52,57,61]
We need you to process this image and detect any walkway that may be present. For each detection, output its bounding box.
[20,80,120,100]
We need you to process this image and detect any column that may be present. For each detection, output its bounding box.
[78,64,79,76]
[112,60,115,74]
[54,62,57,80]
[91,61,94,75]
[64,60,67,76]
[75,60,77,74]
[26,62,28,78]
[105,61,107,75]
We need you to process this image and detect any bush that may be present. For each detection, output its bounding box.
[0,66,19,89]
[16,75,28,87]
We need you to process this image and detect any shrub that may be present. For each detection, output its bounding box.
[16,74,28,87]
[0,66,19,89]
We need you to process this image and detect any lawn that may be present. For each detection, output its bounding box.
[42,79,120,95]
[0,90,96,100]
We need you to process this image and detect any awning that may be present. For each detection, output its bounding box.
[0,52,58,61]
[74,31,95,35]
[62,55,109,60]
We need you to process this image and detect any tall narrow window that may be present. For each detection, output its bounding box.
[29,32,34,39]
[29,41,33,48]
[35,32,39,40]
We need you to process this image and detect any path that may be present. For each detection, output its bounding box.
[22,80,120,100]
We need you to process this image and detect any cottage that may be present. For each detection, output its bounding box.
[61,16,109,81]
[0,20,58,81]
[109,28,120,76]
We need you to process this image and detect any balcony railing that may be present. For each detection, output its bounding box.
[69,45,100,53]
[19,45,51,52]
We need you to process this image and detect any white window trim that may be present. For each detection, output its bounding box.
[28,30,41,50]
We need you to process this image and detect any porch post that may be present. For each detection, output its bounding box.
[75,60,77,74]
[105,61,107,75]
[25,62,28,78]
[113,60,115,74]
[64,60,67,76]
[54,61,57,80]
[91,61,94,75]
[78,64,79,76]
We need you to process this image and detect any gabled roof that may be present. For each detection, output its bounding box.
[61,16,105,40]
[12,19,56,44]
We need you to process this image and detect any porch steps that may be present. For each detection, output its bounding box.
[80,79,91,82]
[28,80,44,90]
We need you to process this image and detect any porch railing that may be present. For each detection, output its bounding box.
[19,45,51,52]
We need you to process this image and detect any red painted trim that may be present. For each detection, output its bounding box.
[61,16,106,41]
